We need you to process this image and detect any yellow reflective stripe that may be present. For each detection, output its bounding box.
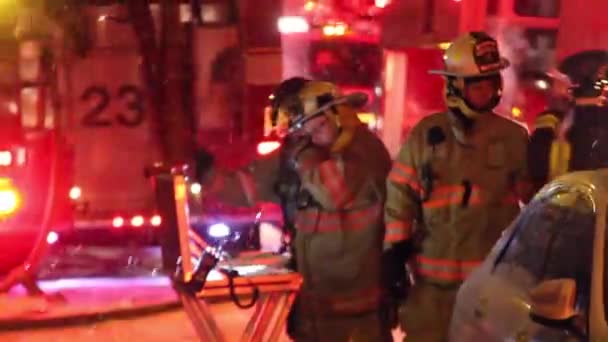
[384,220,411,243]
[318,159,352,207]
[534,113,560,131]
[549,139,571,180]
[423,185,482,209]
[416,255,482,282]
[388,162,422,193]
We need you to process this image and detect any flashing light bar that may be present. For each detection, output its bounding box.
[190,182,202,195]
[357,112,377,125]
[208,223,231,238]
[112,216,125,228]
[0,188,20,216]
[304,1,316,11]
[0,178,22,218]
[511,107,523,118]
[0,151,12,166]
[131,215,144,227]
[438,42,452,50]
[375,0,390,8]
[535,79,550,90]
[278,16,309,34]
[111,214,163,228]
[69,186,82,200]
[257,140,281,155]
[0,148,27,167]
[47,231,59,244]
[150,215,162,226]
[322,23,348,36]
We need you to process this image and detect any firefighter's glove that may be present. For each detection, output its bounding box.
[194,147,215,182]
[382,241,413,302]
[380,241,412,330]
[380,295,400,330]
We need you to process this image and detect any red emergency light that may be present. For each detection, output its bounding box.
[257,140,281,155]
[0,178,22,217]
[112,214,161,228]
[322,23,348,36]
[278,16,309,34]
[0,150,12,166]
[150,214,162,227]
[131,215,145,227]
[69,186,82,200]
[375,0,390,8]
[112,216,125,228]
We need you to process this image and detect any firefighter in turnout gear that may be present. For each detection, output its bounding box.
[527,68,577,191]
[528,50,608,191]
[198,78,393,342]
[383,32,531,342]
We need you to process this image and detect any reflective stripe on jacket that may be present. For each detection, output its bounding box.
[385,111,529,285]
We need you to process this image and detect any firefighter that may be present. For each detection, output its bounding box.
[527,51,608,189]
[527,68,577,191]
[197,78,393,342]
[383,32,531,342]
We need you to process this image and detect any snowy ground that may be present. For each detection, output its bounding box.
[1,245,404,341]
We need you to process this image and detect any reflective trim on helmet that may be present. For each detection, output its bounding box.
[287,92,368,133]
[429,31,510,78]
[429,58,509,78]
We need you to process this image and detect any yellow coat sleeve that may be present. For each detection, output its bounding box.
[384,128,423,245]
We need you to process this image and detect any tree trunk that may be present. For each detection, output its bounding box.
[127,0,193,165]
[160,0,194,164]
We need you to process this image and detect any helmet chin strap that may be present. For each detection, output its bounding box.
[446,92,502,132]
[445,75,502,122]
[446,95,481,119]
[447,103,476,131]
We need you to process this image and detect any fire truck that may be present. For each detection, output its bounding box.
[56,4,165,244]
[375,0,562,153]
[0,5,72,286]
[0,1,286,286]
[273,0,562,154]
[278,0,384,131]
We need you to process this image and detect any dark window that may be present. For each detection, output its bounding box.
[240,0,281,48]
[514,0,560,18]
[308,40,381,87]
[524,29,557,50]
[493,187,595,321]
[516,28,558,73]
[487,0,499,15]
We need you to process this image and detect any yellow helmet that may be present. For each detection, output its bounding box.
[430,32,510,119]
[430,32,510,78]
[272,79,368,134]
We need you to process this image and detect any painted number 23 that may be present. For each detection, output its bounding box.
[80,85,145,127]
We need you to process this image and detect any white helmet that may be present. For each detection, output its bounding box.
[430,32,510,119]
